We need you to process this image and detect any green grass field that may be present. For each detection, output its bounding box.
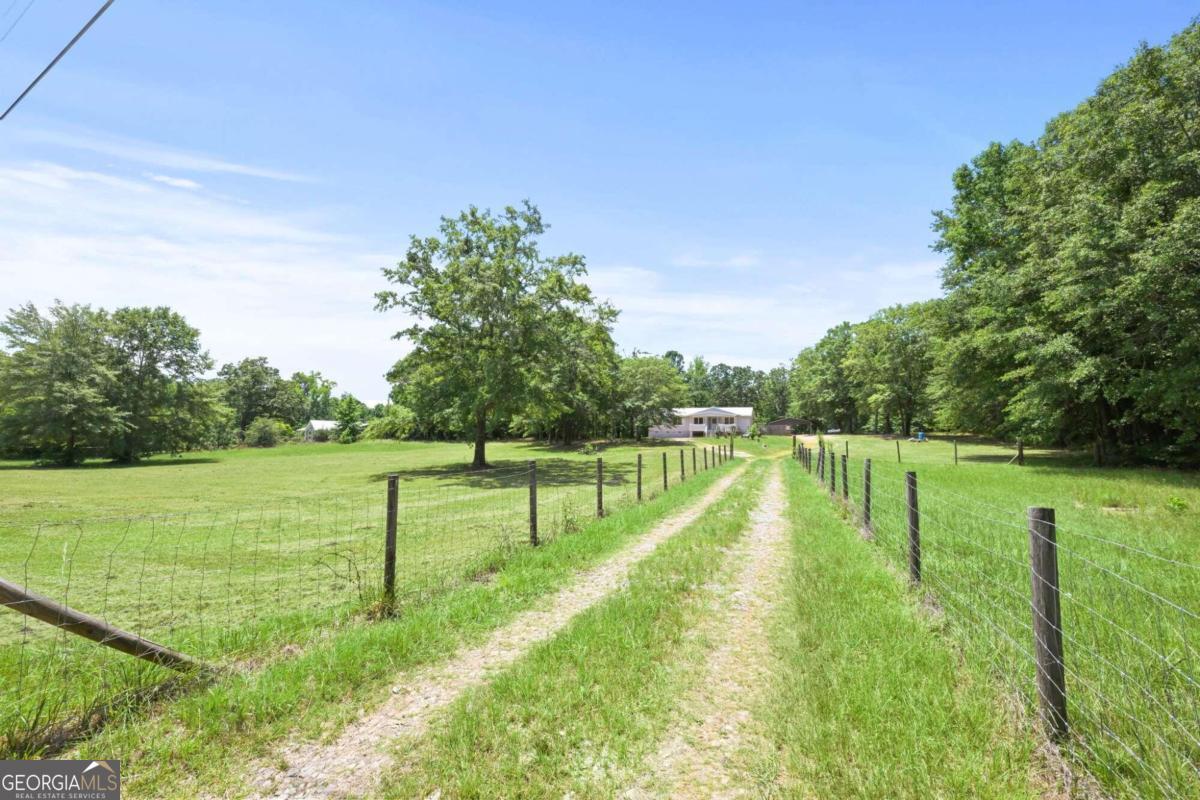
[1,433,1196,798]
[0,437,731,756]
[798,433,1200,799]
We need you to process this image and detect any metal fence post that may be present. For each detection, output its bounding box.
[906,471,920,583]
[385,473,398,604]
[896,439,902,463]
[863,458,872,531]
[636,453,643,501]
[1028,507,1068,739]
[662,451,668,491]
[596,457,604,517]
[841,453,848,501]
[528,461,538,546]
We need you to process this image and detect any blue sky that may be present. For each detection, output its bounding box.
[1,1,1194,402]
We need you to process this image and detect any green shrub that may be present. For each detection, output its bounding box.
[1166,496,1189,513]
[244,417,289,447]
[362,405,416,440]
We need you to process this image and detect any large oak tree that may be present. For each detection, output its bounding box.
[377,202,613,467]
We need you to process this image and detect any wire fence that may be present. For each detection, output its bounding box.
[0,442,736,757]
[794,442,1199,800]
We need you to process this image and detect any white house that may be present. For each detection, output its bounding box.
[648,406,754,439]
[302,419,338,441]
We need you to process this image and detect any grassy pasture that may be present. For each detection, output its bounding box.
[800,433,1200,799]
[0,437,726,756]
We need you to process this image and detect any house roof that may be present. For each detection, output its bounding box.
[674,406,753,417]
[305,419,338,430]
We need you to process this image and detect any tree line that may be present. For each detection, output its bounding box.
[789,22,1200,464]
[0,303,379,465]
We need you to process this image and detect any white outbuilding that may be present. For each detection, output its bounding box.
[302,419,338,441]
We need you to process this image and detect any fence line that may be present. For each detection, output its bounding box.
[0,445,731,756]
[793,444,1200,799]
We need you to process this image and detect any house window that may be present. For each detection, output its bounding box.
[724,416,733,424]
[693,417,703,424]
[674,417,682,425]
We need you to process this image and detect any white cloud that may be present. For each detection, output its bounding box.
[588,252,942,367]
[670,251,762,269]
[0,161,404,403]
[145,173,202,190]
[16,128,310,182]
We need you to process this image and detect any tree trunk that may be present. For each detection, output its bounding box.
[472,408,487,468]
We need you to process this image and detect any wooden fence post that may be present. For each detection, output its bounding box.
[954,438,958,465]
[1018,440,1025,466]
[596,457,604,517]
[528,461,539,546]
[818,447,825,482]
[1028,507,1068,739]
[692,447,697,475]
[730,433,735,457]
[680,449,685,482]
[792,434,796,455]
[863,458,872,531]
[636,453,643,501]
[845,440,849,458]
[662,451,668,491]
[906,471,920,583]
[841,453,848,501]
[703,447,708,470]
[829,447,837,497]
[385,473,398,604]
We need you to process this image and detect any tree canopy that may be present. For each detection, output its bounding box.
[377,201,616,466]
[0,302,227,465]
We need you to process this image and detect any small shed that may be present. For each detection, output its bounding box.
[762,417,806,435]
[302,419,338,441]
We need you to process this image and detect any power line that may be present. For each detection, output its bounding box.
[0,0,37,47]
[0,0,114,122]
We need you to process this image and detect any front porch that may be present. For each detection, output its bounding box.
[685,415,737,437]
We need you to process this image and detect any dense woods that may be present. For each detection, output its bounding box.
[788,23,1200,464]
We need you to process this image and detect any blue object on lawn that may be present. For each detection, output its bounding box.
[917,431,926,442]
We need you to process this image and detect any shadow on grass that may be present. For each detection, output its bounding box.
[0,457,222,472]
[375,457,646,489]
[367,440,717,489]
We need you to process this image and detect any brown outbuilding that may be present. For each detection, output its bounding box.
[762,417,809,435]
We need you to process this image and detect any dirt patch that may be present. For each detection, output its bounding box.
[621,465,789,799]
[245,465,748,800]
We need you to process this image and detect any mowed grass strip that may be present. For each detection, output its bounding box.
[69,461,738,800]
[378,461,769,800]
[751,458,1038,799]
[813,435,1200,797]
